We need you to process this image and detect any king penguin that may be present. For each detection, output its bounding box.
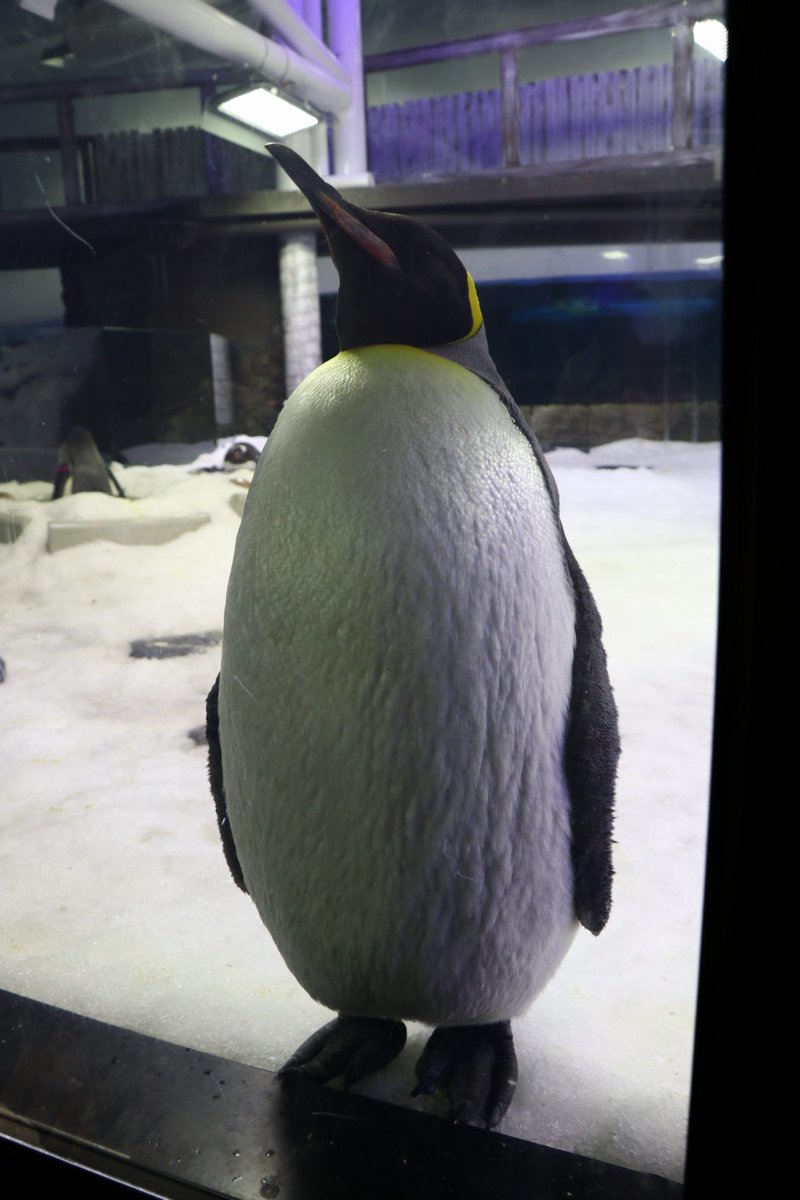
[51,426,125,500]
[206,143,619,1128]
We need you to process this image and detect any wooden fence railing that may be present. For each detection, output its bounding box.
[82,46,722,203]
[364,0,724,182]
[82,126,274,204]
[367,57,723,183]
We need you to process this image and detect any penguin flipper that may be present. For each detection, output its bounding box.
[481,390,619,935]
[412,1021,517,1129]
[277,1015,407,1090]
[206,674,248,893]
[562,544,620,936]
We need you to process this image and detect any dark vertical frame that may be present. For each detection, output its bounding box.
[684,2,780,1194]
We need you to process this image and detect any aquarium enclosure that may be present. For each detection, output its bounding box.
[1,3,723,1197]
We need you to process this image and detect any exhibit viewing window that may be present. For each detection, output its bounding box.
[0,2,759,1197]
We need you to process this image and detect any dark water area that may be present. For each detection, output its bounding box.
[322,271,722,410]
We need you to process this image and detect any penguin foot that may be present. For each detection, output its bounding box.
[412,1020,517,1129]
[277,1015,407,1090]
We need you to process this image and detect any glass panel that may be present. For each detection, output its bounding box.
[1,1,723,1191]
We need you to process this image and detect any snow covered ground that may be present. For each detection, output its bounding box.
[0,437,719,1183]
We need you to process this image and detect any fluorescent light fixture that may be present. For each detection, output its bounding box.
[41,42,74,68]
[215,85,319,138]
[17,0,58,18]
[694,19,727,61]
[695,254,724,267]
[601,249,630,261]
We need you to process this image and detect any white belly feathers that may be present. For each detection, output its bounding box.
[219,345,578,1025]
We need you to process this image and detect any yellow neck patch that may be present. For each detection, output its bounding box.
[465,272,483,338]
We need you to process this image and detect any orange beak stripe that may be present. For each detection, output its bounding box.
[319,195,401,271]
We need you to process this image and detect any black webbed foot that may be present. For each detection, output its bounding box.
[412,1020,517,1128]
[277,1015,407,1090]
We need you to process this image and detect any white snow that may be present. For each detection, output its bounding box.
[0,436,719,1183]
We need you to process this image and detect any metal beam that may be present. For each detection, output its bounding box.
[0,152,721,271]
[671,20,695,151]
[499,49,521,169]
[363,1,724,72]
[55,96,82,206]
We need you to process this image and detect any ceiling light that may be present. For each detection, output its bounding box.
[601,250,630,261]
[694,19,727,61]
[214,85,319,139]
[40,42,75,68]
[17,0,58,18]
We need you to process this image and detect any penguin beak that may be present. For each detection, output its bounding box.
[267,143,400,271]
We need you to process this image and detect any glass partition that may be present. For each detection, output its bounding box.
[1,2,729,1194]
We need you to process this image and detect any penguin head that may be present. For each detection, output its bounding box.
[267,143,483,351]
[225,442,261,466]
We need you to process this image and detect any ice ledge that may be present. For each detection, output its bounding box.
[46,512,211,552]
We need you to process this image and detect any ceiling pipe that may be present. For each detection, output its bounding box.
[275,0,335,176]
[326,0,368,176]
[244,0,348,88]
[101,0,351,113]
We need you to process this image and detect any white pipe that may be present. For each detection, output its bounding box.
[103,0,350,113]
[294,0,330,174]
[209,334,235,430]
[300,0,322,37]
[279,234,322,393]
[326,0,368,176]
[244,0,349,87]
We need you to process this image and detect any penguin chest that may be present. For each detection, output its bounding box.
[220,346,577,1024]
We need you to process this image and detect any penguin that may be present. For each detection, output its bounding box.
[224,441,262,467]
[206,143,619,1128]
[51,426,125,499]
